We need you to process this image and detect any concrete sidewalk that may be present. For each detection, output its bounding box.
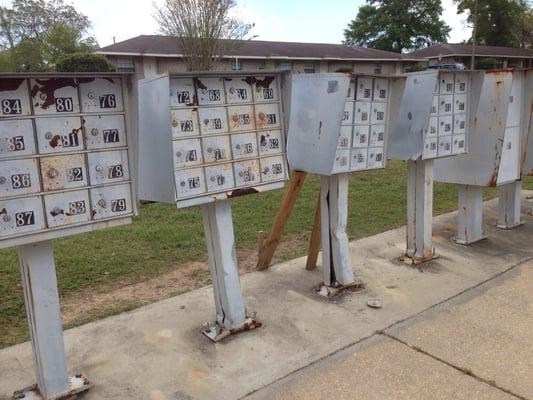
[1,194,533,400]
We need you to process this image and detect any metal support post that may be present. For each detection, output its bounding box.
[403,159,436,264]
[201,200,260,341]
[497,180,523,229]
[455,184,485,245]
[316,174,360,298]
[15,241,90,400]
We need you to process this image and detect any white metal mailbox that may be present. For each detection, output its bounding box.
[0,73,137,247]
[0,73,137,400]
[287,73,404,176]
[138,71,289,208]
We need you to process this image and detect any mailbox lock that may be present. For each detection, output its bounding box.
[203,119,209,125]
[39,93,47,101]
[207,147,212,153]
[91,128,99,136]
[236,144,241,149]
[0,176,6,185]
[45,132,53,140]
[48,168,59,178]
[229,87,235,94]
[171,120,178,127]
[263,167,270,173]
[176,151,182,157]
[232,114,239,122]
[258,112,266,121]
[98,199,107,208]
[210,176,216,182]
[88,92,95,100]
[95,165,103,172]
[3,215,11,222]
[180,181,186,187]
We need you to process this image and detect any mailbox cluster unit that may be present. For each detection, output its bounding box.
[0,75,136,249]
[335,77,392,172]
[138,72,288,208]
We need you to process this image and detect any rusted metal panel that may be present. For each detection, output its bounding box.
[87,150,130,185]
[434,70,512,186]
[79,78,124,113]
[0,119,36,158]
[0,196,45,237]
[0,158,41,198]
[43,190,91,228]
[35,117,84,154]
[84,114,127,150]
[520,69,533,176]
[31,78,80,115]
[90,183,133,220]
[41,154,88,191]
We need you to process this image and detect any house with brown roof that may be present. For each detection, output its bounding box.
[96,35,423,79]
[411,43,533,69]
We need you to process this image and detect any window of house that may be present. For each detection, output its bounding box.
[278,62,292,71]
[231,58,242,71]
[373,64,382,74]
[114,58,135,72]
[303,62,315,74]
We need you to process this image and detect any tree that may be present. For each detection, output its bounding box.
[55,53,116,72]
[343,0,450,53]
[455,0,530,47]
[154,0,253,71]
[0,0,98,71]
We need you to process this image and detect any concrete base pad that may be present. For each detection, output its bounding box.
[1,195,533,400]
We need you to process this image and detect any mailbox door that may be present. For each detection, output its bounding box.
[439,72,454,94]
[260,155,286,182]
[87,150,130,185]
[438,115,453,136]
[454,93,467,114]
[438,94,454,115]
[455,72,468,93]
[498,126,521,184]
[338,126,352,149]
[40,154,87,191]
[370,102,387,124]
[228,105,256,132]
[0,196,45,237]
[369,124,386,146]
[353,125,369,147]
[31,78,80,115]
[0,158,40,197]
[251,76,278,103]
[356,77,373,100]
[175,167,206,198]
[342,101,355,126]
[79,78,124,113]
[438,135,452,156]
[0,78,31,117]
[173,138,203,168]
[354,101,371,124]
[347,80,356,100]
[373,78,389,102]
[90,183,133,220]
[452,134,466,154]
[205,163,235,192]
[350,148,367,171]
[225,78,253,104]
[255,103,281,130]
[425,117,438,138]
[0,119,36,158]
[453,114,467,135]
[231,132,258,159]
[506,74,523,128]
[234,159,260,187]
[196,77,226,106]
[431,95,439,116]
[44,190,91,228]
[35,117,84,154]
[198,107,229,135]
[170,78,196,108]
[202,135,232,164]
[258,130,282,156]
[171,108,199,138]
[332,149,350,173]
[84,114,127,150]
[423,137,438,159]
[367,147,384,169]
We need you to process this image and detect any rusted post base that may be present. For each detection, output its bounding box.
[455,184,486,245]
[14,375,91,400]
[497,181,524,229]
[404,159,437,264]
[314,279,365,299]
[202,316,262,342]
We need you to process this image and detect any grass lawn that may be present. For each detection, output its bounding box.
[1,160,531,348]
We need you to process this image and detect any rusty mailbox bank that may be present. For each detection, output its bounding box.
[387,69,483,262]
[287,73,404,297]
[434,69,533,244]
[138,71,289,340]
[0,74,137,399]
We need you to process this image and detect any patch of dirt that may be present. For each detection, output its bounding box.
[60,247,265,325]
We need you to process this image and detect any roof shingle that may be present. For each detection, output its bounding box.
[411,43,533,58]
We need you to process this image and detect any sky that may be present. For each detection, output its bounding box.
[0,0,471,48]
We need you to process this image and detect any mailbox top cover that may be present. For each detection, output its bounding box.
[287,73,351,175]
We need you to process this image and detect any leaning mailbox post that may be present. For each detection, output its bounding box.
[0,74,137,399]
[287,73,403,297]
[388,69,482,261]
[138,71,288,341]
[434,69,532,243]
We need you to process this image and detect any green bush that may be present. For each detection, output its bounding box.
[476,57,501,70]
[55,53,116,72]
